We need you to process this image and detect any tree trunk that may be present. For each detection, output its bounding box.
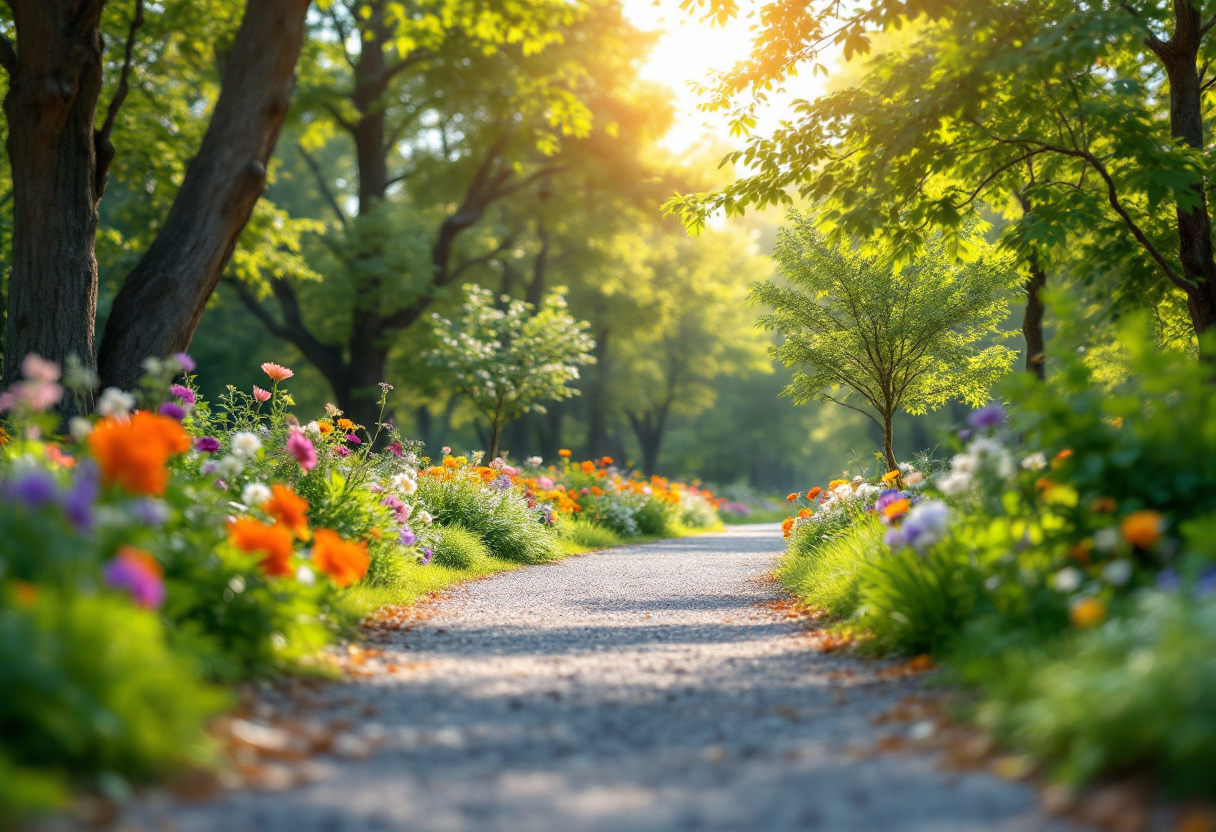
[882,410,896,472]
[338,329,389,438]
[2,0,107,388]
[628,407,668,476]
[1159,2,1216,339]
[583,326,611,457]
[488,421,502,461]
[97,0,311,391]
[415,403,434,452]
[1023,258,1047,379]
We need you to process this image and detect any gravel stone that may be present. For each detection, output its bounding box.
[127,524,1086,831]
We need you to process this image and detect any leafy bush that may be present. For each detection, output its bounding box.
[778,516,882,618]
[634,496,676,536]
[416,470,558,563]
[427,524,492,570]
[0,589,225,784]
[977,592,1216,796]
[556,517,624,551]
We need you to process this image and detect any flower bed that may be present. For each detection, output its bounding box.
[776,318,1216,802]
[0,355,721,822]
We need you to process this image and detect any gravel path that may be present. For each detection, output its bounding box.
[136,524,1081,832]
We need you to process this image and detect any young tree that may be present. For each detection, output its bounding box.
[427,285,594,460]
[754,212,1020,471]
[0,0,312,392]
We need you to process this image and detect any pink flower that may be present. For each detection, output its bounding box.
[261,362,294,382]
[22,354,61,383]
[336,446,351,458]
[286,429,317,471]
[252,386,271,403]
[170,384,196,404]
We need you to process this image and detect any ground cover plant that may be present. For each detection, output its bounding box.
[774,310,1216,801]
[0,353,720,822]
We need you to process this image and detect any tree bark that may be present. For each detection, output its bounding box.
[882,409,896,472]
[488,420,502,461]
[1157,1,1216,339]
[2,0,107,388]
[628,405,669,476]
[1023,258,1047,379]
[97,0,311,391]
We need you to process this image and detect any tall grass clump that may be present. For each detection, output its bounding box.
[556,517,624,552]
[778,514,882,618]
[427,524,494,570]
[416,474,558,563]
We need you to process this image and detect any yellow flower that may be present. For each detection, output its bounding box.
[828,479,848,489]
[881,469,901,484]
[1069,597,1106,628]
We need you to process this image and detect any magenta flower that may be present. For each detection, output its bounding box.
[336,446,351,458]
[346,434,361,445]
[170,384,196,404]
[387,441,404,459]
[399,527,417,546]
[159,402,186,421]
[195,436,221,453]
[286,429,317,471]
[173,352,196,373]
[103,548,165,609]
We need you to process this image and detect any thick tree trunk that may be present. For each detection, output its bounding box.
[97,0,311,391]
[628,406,669,476]
[1023,259,1047,379]
[2,0,106,387]
[488,421,502,461]
[882,410,896,472]
[1159,2,1216,339]
[338,327,389,437]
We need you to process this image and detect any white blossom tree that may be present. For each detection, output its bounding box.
[427,285,595,459]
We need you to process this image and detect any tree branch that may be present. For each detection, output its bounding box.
[822,393,882,428]
[321,100,358,134]
[227,277,348,385]
[95,0,145,199]
[297,142,347,230]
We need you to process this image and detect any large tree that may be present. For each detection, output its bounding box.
[0,0,312,394]
[669,1,1216,354]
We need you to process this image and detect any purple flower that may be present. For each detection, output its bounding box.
[883,526,907,549]
[346,434,361,445]
[874,489,904,514]
[1195,567,1216,598]
[1155,568,1181,592]
[103,549,165,609]
[538,504,554,526]
[173,352,196,373]
[421,547,433,565]
[215,479,227,490]
[199,460,219,475]
[194,436,221,453]
[170,384,196,405]
[958,429,973,441]
[5,469,59,509]
[968,403,1005,431]
[61,460,99,533]
[286,430,317,471]
[381,494,405,511]
[129,498,170,526]
[399,527,417,547]
[387,442,405,459]
[336,446,351,458]
[491,474,512,490]
[159,402,186,421]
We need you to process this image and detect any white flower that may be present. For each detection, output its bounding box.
[417,510,433,526]
[296,566,316,586]
[898,462,916,474]
[391,473,418,495]
[854,483,880,502]
[231,431,262,458]
[96,387,135,419]
[1093,527,1120,553]
[951,452,977,475]
[937,470,973,496]
[227,576,246,594]
[200,460,220,475]
[902,500,951,553]
[528,456,543,467]
[305,421,321,435]
[905,471,925,488]
[984,575,1002,591]
[241,482,272,507]
[1101,560,1133,586]
[1021,452,1047,471]
[217,454,245,478]
[68,417,93,441]
[1052,567,1083,593]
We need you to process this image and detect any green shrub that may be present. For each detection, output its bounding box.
[428,524,493,569]
[778,516,882,618]
[416,474,558,563]
[0,749,66,825]
[977,592,1216,797]
[855,541,984,655]
[0,589,226,785]
[634,496,676,536]
[678,493,720,529]
[556,517,624,551]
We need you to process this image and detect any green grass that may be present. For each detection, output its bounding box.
[724,508,789,525]
[776,515,883,618]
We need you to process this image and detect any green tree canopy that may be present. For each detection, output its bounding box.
[755,211,1020,469]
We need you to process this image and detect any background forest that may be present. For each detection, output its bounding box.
[0,0,978,494]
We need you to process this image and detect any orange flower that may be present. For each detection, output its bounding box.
[311,528,369,587]
[88,412,191,495]
[44,445,76,468]
[1069,597,1106,628]
[1068,539,1093,566]
[782,517,795,538]
[882,498,911,521]
[600,456,614,466]
[317,421,334,435]
[828,479,848,489]
[337,418,355,431]
[786,492,799,502]
[1052,449,1073,469]
[261,362,294,382]
[797,508,812,518]
[228,517,295,577]
[1091,497,1118,514]
[262,485,309,539]
[1035,477,1055,493]
[580,460,595,474]
[558,449,572,458]
[806,487,822,500]
[1121,510,1164,548]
